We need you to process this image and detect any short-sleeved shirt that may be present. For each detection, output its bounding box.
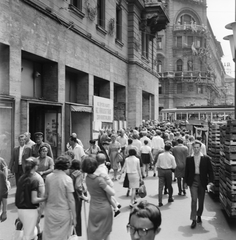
[45,170,74,210]
[37,156,54,179]
[15,172,44,209]
[72,144,86,162]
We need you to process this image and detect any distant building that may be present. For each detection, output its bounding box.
[157,0,225,111]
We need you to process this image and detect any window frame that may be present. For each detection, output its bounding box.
[97,0,105,29]
[176,36,182,48]
[70,0,82,10]
[176,59,183,71]
[142,31,150,59]
[157,37,162,49]
[116,4,122,42]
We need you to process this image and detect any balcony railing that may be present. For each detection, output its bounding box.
[173,23,207,33]
[159,71,215,84]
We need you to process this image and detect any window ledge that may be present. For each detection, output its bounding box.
[115,39,124,47]
[141,55,150,63]
[68,4,85,19]
[96,24,107,36]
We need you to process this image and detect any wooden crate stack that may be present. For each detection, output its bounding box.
[219,120,236,218]
[207,122,223,195]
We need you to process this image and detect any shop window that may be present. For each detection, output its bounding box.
[97,0,105,28]
[157,60,162,73]
[116,5,122,41]
[159,85,162,94]
[142,31,149,59]
[177,36,182,48]
[70,0,82,10]
[157,37,162,49]
[196,37,202,48]
[176,59,183,71]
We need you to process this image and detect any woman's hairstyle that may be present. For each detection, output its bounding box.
[128,139,133,145]
[38,144,49,153]
[70,159,81,170]
[55,155,70,170]
[24,157,38,175]
[129,200,162,232]
[64,150,75,160]
[129,148,137,156]
[89,139,96,144]
[82,156,98,174]
[144,140,148,145]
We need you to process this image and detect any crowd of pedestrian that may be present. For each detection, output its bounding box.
[0,120,215,239]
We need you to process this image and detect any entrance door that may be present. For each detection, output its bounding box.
[29,104,62,159]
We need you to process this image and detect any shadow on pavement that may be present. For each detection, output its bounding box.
[178,224,209,237]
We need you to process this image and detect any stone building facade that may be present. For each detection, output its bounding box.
[157,0,225,112]
[0,0,168,163]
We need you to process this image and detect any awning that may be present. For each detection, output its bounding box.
[71,105,92,113]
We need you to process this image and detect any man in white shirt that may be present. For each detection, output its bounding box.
[157,144,177,207]
[69,135,86,162]
[152,130,165,177]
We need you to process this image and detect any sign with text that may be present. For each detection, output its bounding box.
[93,96,113,122]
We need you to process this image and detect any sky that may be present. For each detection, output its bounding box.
[207,0,235,77]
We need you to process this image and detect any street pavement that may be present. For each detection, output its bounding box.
[1,171,236,240]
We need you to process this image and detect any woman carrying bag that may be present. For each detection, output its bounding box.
[119,149,142,207]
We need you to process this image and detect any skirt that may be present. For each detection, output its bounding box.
[18,209,38,240]
[141,153,151,164]
[128,173,139,189]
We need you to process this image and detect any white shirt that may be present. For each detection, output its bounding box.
[151,136,164,150]
[72,144,86,161]
[194,152,203,174]
[19,146,24,165]
[140,145,152,154]
[157,152,176,169]
[124,156,140,174]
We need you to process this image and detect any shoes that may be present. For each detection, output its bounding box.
[183,190,186,195]
[114,210,120,217]
[168,198,174,203]
[126,189,130,197]
[129,204,134,208]
[159,203,163,207]
[178,192,182,196]
[153,173,156,177]
[197,216,202,223]
[164,191,168,195]
[191,220,197,229]
[117,204,122,209]
[40,214,44,218]
[142,175,145,179]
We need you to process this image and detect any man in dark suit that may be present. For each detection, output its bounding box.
[9,134,32,184]
[185,140,214,229]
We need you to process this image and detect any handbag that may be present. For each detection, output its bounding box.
[123,173,129,188]
[11,219,23,240]
[116,152,123,163]
[68,227,80,240]
[138,181,147,198]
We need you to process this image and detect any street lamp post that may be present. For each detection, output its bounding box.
[224,4,236,118]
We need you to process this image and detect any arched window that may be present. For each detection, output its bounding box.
[177,14,196,25]
[157,60,162,73]
[176,59,183,71]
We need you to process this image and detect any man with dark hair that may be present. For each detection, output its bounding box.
[127,200,161,240]
[185,140,214,229]
[31,132,53,159]
[156,144,176,207]
[172,138,188,196]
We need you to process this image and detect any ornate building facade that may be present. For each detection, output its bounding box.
[157,0,225,110]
